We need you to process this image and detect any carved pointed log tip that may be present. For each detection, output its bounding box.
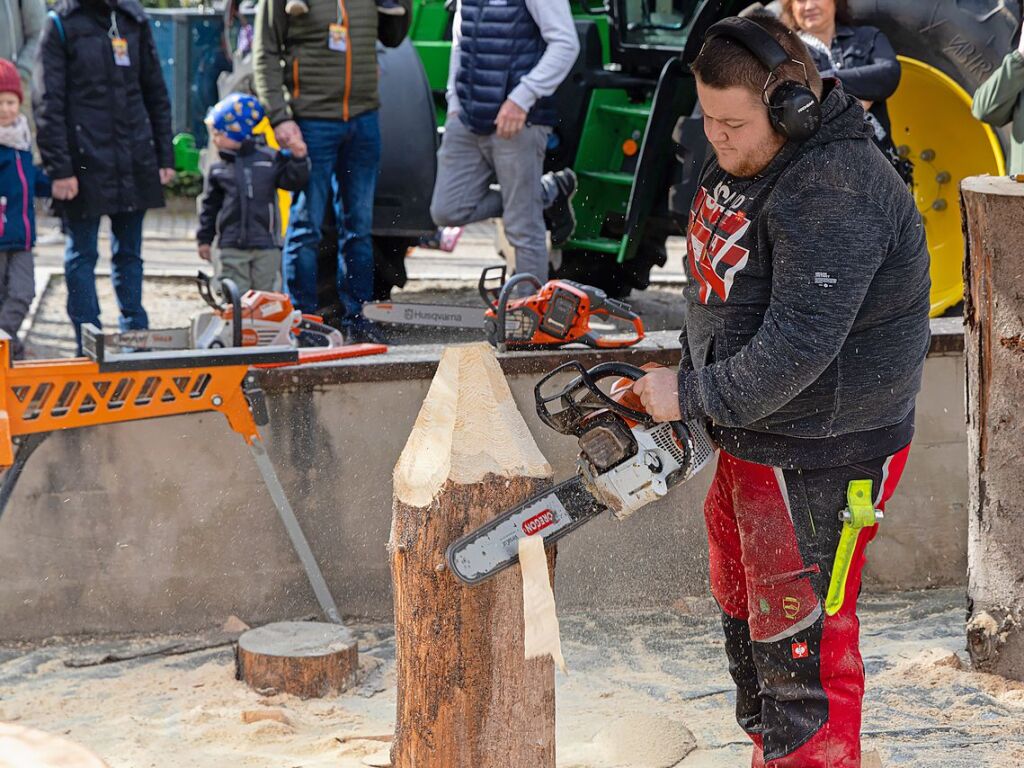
[393,343,552,508]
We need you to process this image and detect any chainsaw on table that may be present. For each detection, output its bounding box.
[101,272,347,353]
[363,266,645,351]
[446,361,717,585]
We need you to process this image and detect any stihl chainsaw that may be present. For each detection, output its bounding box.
[101,272,345,351]
[363,266,645,350]
[446,361,716,585]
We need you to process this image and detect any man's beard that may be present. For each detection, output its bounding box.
[713,135,786,178]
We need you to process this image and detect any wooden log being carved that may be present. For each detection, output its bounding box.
[389,343,556,767]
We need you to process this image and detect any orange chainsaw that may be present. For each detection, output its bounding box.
[363,266,645,350]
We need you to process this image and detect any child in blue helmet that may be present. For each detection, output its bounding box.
[197,93,311,293]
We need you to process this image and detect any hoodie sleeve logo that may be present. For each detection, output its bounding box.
[687,185,752,303]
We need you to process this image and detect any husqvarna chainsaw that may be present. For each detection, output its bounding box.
[363,266,645,351]
[446,361,716,585]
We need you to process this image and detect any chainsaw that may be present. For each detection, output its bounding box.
[446,361,716,585]
[101,272,345,351]
[363,266,645,350]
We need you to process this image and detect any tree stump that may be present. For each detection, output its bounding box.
[0,723,109,768]
[961,175,1024,679]
[236,621,358,698]
[389,343,556,768]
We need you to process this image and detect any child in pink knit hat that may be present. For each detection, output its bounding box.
[0,58,46,358]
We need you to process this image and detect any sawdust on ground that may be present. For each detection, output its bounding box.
[3,595,1021,768]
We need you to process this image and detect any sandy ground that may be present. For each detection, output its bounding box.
[1,589,1021,768]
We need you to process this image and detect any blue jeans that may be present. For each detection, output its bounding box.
[64,210,149,355]
[283,112,381,323]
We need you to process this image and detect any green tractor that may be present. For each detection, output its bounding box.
[402,0,1014,314]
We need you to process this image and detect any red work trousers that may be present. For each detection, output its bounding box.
[704,446,911,767]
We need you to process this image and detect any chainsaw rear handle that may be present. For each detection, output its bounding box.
[535,360,654,435]
[220,278,243,348]
[478,264,508,311]
[496,273,544,350]
[196,272,243,348]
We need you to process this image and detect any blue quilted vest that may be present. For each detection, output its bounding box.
[455,0,559,135]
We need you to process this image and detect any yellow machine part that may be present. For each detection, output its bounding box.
[253,117,293,235]
[887,56,1006,316]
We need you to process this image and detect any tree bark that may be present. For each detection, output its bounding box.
[961,176,1024,679]
[389,343,556,768]
[235,621,358,698]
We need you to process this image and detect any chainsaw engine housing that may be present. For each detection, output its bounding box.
[580,418,715,518]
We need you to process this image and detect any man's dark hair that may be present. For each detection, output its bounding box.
[690,12,823,99]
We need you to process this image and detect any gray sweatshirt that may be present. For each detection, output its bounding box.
[678,82,931,469]
[1,0,45,81]
[445,0,579,115]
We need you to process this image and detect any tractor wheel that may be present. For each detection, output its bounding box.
[847,0,1015,315]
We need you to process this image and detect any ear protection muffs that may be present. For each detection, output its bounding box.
[702,16,821,142]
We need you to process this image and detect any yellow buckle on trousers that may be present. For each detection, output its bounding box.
[824,479,883,617]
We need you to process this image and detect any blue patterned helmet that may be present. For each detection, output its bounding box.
[205,93,265,142]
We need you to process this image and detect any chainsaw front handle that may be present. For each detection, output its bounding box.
[535,360,653,435]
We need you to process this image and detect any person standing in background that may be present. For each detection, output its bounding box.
[972,15,1024,174]
[0,59,46,358]
[197,93,311,294]
[253,0,411,344]
[0,0,45,128]
[428,0,580,283]
[780,0,912,184]
[34,0,175,355]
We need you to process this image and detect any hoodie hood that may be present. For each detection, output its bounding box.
[753,79,871,182]
[56,0,148,24]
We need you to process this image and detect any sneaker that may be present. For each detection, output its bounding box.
[543,168,577,248]
[285,0,308,15]
[377,0,406,15]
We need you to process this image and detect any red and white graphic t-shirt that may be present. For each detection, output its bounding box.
[687,181,753,304]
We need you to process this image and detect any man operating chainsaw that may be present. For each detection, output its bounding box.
[632,13,930,768]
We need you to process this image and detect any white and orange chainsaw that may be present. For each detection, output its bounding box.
[101,272,346,351]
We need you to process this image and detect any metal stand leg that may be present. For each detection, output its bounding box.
[248,439,343,625]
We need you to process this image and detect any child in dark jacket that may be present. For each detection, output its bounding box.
[197,93,310,293]
[0,59,46,359]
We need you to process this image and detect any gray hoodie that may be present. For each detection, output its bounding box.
[678,81,931,469]
[1,0,45,82]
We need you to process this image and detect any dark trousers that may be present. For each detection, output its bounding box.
[282,112,381,324]
[704,446,911,766]
[63,211,148,355]
[0,250,35,358]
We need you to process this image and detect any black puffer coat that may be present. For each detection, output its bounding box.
[34,0,173,219]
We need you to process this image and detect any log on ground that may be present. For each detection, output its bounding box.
[235,621,358,698]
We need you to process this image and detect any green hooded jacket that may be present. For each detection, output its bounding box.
[972,50,1024,175]
[254,0,411,126]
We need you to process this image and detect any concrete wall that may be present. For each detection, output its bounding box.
[0,332,968,640]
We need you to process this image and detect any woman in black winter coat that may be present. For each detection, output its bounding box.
[780,0,913,184]
[33,0,174,353]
